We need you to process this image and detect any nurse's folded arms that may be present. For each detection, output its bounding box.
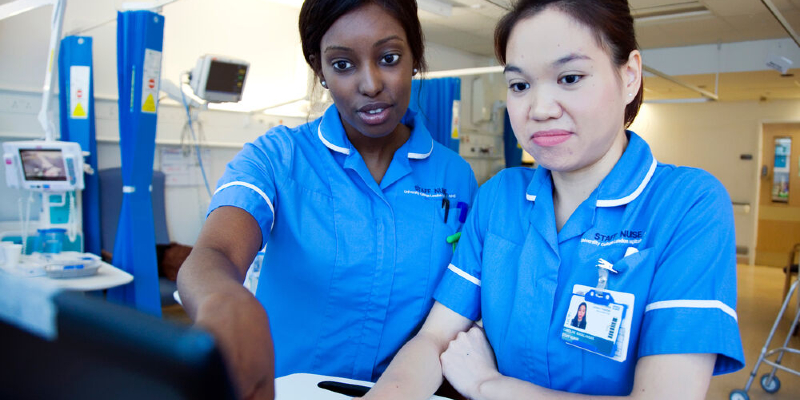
[362,1,744,399]
[176,1,476,399]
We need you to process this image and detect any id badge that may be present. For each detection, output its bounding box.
[561,284,634,362]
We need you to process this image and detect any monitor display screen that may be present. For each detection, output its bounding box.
[206,60,247,95]
[19,149,67,181]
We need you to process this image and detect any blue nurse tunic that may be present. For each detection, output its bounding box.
[208,105,477,381]
[434,131,744,395]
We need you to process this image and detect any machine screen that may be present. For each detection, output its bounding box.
[206,60,246,95]
[19,149,67,181]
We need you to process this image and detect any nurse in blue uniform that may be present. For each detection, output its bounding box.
[177,0,476,398]
[363,1,744,399]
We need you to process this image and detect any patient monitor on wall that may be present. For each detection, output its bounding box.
[189,55,249,103]
[3,141,85,192]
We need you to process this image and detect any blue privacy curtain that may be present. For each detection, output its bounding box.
[106,11,164,316]
[58,35,100,256]
[410,77,460,153]
[503,108,523,168]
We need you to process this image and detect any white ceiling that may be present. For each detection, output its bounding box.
[420,0,800,56]
[419,0,800,101]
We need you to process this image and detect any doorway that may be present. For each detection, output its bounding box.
[756,123,800,267]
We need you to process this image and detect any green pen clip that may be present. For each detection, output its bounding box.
[446,231,461,252]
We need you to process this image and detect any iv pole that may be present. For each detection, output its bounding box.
[0,0,67,142]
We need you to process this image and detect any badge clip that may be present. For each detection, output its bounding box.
[595,258,618,294]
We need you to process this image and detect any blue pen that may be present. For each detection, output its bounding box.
[456,201,468,223]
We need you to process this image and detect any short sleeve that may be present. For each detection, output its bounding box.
[207,127,292,248]
[638,172,745,375]
[434,175,498,321]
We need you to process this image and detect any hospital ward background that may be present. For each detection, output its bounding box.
[1,0,800,399]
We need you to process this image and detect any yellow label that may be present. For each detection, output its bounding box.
[451,127,459,139]
[72,103,87,117]
[142,94,157,113]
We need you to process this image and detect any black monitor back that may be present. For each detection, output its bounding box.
[0,291,236,400]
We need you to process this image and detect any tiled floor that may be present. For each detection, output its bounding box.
[708,265,800,400]
[163,265,800,399]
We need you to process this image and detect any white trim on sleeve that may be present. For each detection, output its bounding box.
[214,181,275,231]
[645,299,738,322]
[448,264,481,287]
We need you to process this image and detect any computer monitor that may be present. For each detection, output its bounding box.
[0,283,236,399]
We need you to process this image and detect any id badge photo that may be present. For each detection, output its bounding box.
[561,284,634,362]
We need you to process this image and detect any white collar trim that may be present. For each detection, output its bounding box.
[318,124,350,155]
[408,140,434,160]
[596,158,657,207]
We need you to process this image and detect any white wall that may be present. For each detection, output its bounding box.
[0,0,308,110]
[630,99,800,261]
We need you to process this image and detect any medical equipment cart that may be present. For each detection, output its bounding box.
[730,280,800,400]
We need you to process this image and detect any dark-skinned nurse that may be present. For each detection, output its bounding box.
[176,1,476,399]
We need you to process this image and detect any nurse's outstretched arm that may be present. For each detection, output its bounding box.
[359,302,473,400]
[177,206,274,400]
[451,346,715,400]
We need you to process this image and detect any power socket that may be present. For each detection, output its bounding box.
[1,96,37,115]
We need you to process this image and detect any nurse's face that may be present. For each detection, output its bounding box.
[577,304,586,321]
[319,3,415,140]
[504,8,640,173]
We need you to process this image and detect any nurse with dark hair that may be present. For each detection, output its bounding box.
[177,1,476,398]
[363,1,744,399]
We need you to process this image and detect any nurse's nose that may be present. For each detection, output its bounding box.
[359,64,384,97]
[528,84,562,121]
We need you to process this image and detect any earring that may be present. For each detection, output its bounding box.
[628,93,633,97]
[321,80,327,88]
[413,68,418,75]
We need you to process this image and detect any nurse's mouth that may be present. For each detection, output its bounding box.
[357,103,392,125]
[532,130,573,147]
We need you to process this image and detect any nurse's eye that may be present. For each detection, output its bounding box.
[332,60,353,71]
[380,53,400,65]
[508,82,530,92]
[558,74,583,85]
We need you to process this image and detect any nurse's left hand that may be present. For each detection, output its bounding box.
[440,325,500,400]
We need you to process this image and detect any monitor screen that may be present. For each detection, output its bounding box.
[0,289,237,400]
[206,60,247,95]
[19,149,67,181]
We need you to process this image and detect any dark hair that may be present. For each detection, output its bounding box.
[495,0,642,127]
[299,0,427,75]
[571,302,587,329]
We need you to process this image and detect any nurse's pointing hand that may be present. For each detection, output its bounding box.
[440,325,500,400]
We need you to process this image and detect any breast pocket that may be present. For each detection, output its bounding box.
[394,196,462,311]
[581,248,655,392]
[607,248,655,296]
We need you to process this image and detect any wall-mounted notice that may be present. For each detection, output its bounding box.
[772,137,791,203]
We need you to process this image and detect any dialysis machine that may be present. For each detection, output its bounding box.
[3,140,86,255]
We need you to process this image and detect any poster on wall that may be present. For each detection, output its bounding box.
[160,147,210,187]
[772,137,791,203]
